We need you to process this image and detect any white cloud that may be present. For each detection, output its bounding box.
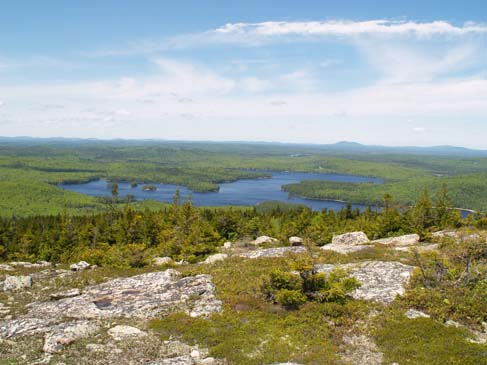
[213,20,487,39]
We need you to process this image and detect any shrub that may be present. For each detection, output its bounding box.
[275,289,307,309]
[262,266,360,309]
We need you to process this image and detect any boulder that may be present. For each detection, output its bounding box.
[107,325,147,341]
[223,242,233,249]
[237,246,307,259]
[315,261,415,304]
[202,253,228,265]
[373,234,420,247]
[153,257,173,266]
[251,236,278,246]
[332,231,369,246]
[289,236,304,246]
[3,275,32,291]
[69,261,91,271]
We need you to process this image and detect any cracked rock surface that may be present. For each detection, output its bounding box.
[0,269,222,354]
[315,260,415,304]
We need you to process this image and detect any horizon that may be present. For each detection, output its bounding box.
[0,135,485,151]
[0,1,486,147]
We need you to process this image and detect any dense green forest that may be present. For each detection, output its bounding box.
[1,139,487,215]
[0,187,471,264]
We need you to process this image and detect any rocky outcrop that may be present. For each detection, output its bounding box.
[43,320,99,353]
[315,261,415,304]
[237,246,307,259]
[0,269,221,353]
[201,253,228,264]
[2,275,32,291]
[289,236,304,246]
[332,231,369,246]
[0,264,14,271]
[251,236,278,245]
[373,233,420,247]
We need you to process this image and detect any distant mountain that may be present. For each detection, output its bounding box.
[0,136,486,157]
[317,141,487,156]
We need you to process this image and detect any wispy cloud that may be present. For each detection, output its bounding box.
[213,20,487,39]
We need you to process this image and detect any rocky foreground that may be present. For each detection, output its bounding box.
[1,231,486,364]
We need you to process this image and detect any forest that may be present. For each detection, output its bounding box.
[1,139,487,216]
[0,185,473,265]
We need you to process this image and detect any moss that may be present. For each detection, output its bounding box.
[374,313,487,365]
[150,309,339,365]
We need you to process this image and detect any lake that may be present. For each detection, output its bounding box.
[59,171,383,211]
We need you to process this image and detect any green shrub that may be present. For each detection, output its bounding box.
[263,266,360,309]
[275,289,307,308]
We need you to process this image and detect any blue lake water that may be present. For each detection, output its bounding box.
[59,171,383,211]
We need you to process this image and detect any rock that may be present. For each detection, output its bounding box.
[251,236,278,246]
[69,261,91,271]
[153,257,174,266]
[43,320,99,353]
[107,325,147,341]
[0,264,14,271]
[289,236,304,246]
[50,288,81,300]
[445,320,462,328]
[315,261,415,304]
[42,322,94,353]
[341,335,383,365]
[223,242,233,249]
[237,246,307,259]
[9,261,32,267]
[148,356,195,365]
[3,275,32,291]
[394,244,438,253]
[332,231,369,246]
[320,243,372,254]
[321,231,373,253]
[202,254,228,265]
[373,234,420,247]
[432,230,481,241]
[0,269,221,344]
[8,261,51,269]
[406,309,430,319]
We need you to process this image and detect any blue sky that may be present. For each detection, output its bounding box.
[0,0,486,147]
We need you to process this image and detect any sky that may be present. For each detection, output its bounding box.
[0,0,486,147]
